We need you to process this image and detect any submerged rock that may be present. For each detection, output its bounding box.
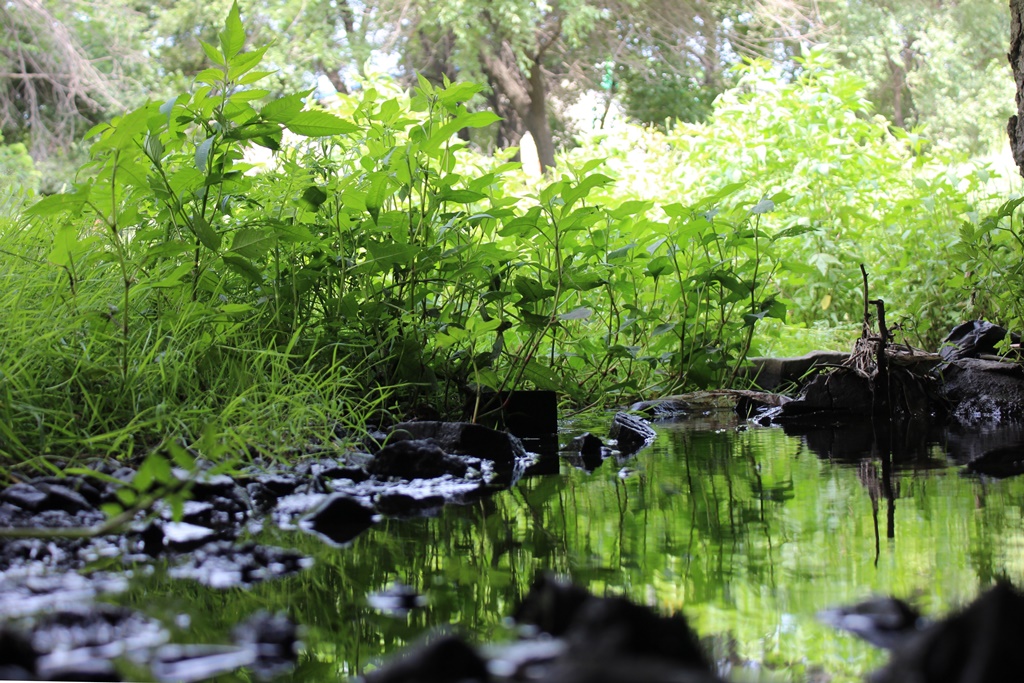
[300,493,379,547]
[363,635,490,683]
[168,541,312,588]
[818,596,926,649]
[513,574,595,637]
[608,413,656,455]
[872,582,1024,683]
[561,433,608,472]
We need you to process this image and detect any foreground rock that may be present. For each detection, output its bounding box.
[608,412,656,456]
[871,582,1024,683]
[367,575,722,683]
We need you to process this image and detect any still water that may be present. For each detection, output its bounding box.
[114,411,1024,682]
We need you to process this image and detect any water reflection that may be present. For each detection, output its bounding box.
[117,412,1024,682]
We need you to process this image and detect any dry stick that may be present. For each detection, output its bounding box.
[860,263,871,338]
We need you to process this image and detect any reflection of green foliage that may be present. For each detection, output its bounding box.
[109,420,1024,682]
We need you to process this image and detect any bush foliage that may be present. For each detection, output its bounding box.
[0,5,1017,463]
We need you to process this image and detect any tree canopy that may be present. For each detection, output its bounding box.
[0,0,1013,182]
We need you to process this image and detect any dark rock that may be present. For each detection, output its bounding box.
[169,541,312,587]
[367,440,469,480]
[27,603,167,679]
[151,644,255,683]
[367,583,427,616]
[389,421,526,471]
[1,482,48,511]
[608,413,656,455]
[564,596,708,670]
[817,596,925,649]
[872,582,1024,683]
[35,482,94,514]
[246,476,300,514]
[964,443,1024,478]
[0,626,38,679]
[513,573,594,637]
[562,433,607,471]
[374,492,446,517]
[939,358,1024,426]
[775,370,874,418]
[742,351,850,391]
[300,493,378,547]
[232,611,299,679]
[629,398,693,420]
[363,635,489,683]
[186,478,248,524]
[939,320,1019,361]
[533,657,726,683]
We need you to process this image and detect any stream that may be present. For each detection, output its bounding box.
[78,409,1024,682]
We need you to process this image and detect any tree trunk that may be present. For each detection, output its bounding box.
[525,63,556,171]
[479,42,557,172]
[1009,0,1024,177]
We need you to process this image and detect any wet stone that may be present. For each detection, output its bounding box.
[608,412,657,455]
[514,573,594,637]
[562,433,608,472]
[364,635,489,683]
[34,482,95,514]
[389,421,527,471]
[151,644,254,683]
[1,483,48,512]
[300,493,379,547]
[872,582,1024,683]
[374,491,446,517]
[817,596,926,649]
[168,541,312,588]
[231,611,299,679]
[367,439,470,480]
[367,583,427,617]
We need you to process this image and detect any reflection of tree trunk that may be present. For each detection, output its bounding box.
[1009,0,1024,177]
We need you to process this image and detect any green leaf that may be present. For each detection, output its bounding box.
[522,360,562,391]
[300,186,329,209]
[284,110,359,136]
[559,307,593,321]
[229,228,274,258]
[195,137,214,172]
[26,189,88,217]
[221,254,264,284]
[225,122,282,142]
[220,1,245,59]
[562,173,613,208]
[227,47,269,80]
[607,243,635,261]
[423,111,501,152]
[646,255,673,279]
[192,212,221,251]
[195,67,225,85]
[261,90,312,123]
[514,276,556,302]
[200,40,224,66]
